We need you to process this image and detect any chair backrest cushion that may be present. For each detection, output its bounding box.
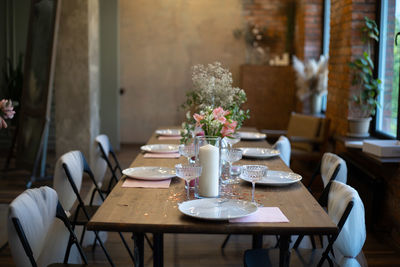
[328,181,366,266]
[287,113,322,152]
[7,186,81,267]
[53,151,84,211]
[321,152,347,187]
[93,134,110,185]
[273,135,291,167]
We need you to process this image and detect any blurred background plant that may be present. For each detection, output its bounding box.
[348,17,381,118]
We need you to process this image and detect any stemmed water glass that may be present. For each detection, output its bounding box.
[175,164,202,200]
[179,143,195,163]
[224,133,241,148]
[221,148,243,184]
[242,165,268,205]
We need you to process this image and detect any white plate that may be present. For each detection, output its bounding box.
[240,147,280,159]
[155,129,181,136]
[240,170,302,186]
[178,198,258,221]
[122,167,176,181]
[141,144,179,153]
[238,131,266,140]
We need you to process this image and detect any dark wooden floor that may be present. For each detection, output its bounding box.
[1,144,400,266]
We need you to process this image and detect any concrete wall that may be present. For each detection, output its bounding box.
[119,0,246,143]
[54,0,100,166]
[99,0,120,150]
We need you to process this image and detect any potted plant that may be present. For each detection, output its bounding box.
[348,17,381,137]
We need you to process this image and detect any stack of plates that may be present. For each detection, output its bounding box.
[237,131,266,140]
[155,129,181,136]
[140,144,179,153]
[178,198,258,221]
[240,170,302,186]
[122,166,175,180]
[240,147,280,159]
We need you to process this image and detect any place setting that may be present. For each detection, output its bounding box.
[122,166,176,188]
[141,143,180,158]
[155,128,182,140]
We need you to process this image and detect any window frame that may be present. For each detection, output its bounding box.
[321,0,330,113]
[372,0,400,140]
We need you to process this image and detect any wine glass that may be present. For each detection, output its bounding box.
[242,165,268,205]
[179,143,195,164]
[221,148,243,184]
[175,164,202,200]
[224,133,241,148]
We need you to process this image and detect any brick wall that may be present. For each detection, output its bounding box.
[326,0,376,136]
[241,0,323,59]
[242,0,294,56]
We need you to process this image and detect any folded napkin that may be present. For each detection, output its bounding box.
[158,136,181,140]
[122,178,171,188]
[229,207,289,223]
[144,153,180,158]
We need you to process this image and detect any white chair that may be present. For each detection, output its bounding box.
[53,150,134,265]
[294,152,348,249]
[273,135,291,167]
[53,151,113,264]
[307,152,347,193]
[7,186,83,267]
[89,134,123,205]
[244,180,366,267]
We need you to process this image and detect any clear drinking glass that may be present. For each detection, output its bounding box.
[224,133,241,148]
[175,164,202,200]
[178,143,195,164]
[242,165,268,205]
[194,136,221,198]
[221,148,243,184]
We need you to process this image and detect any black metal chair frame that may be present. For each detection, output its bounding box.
[11,201,88,267]
[89,140,122,205]
[62,153,135,266]
[244,180,354,267]
[92,140,154,251]
[292,163,342,250]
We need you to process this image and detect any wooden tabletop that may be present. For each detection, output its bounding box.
[88,128,337,236]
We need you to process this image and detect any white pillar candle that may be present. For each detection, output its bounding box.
[198,144,219,197]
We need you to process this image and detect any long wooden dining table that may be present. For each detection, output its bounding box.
[87,127,338,267]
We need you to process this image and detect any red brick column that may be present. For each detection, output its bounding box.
[326,0,376,136]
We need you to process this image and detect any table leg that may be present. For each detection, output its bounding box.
[252,234,263,249]
[132,233,144,267]
[153,233,164,267]
[279,235,291,267]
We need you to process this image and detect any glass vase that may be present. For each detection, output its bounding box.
[194,136,221,198]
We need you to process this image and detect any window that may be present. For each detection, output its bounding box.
[376,0,400,138]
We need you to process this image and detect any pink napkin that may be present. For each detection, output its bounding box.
[122,178,171,188]
[144,153,180,158]
[158,136,181,140]
[229,207,289,223]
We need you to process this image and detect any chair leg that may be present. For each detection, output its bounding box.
[293,235,304,249]
[118,232,136,263]
[144,233,154,250]
[221,234,231,249]
[310,235,316,249]
[94,230,115,267]
[79,225,87,245]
